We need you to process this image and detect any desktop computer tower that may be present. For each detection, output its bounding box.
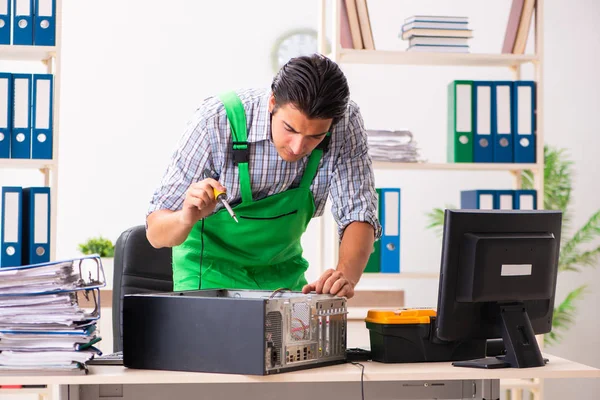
[122,289,347,375]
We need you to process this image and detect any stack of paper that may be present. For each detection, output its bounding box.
[367,130,424,163]
[0,255,106,375]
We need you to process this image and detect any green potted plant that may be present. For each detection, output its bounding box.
[424,145,600,346]
[78,236,115,289]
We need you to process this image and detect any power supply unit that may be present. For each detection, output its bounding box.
[123,289,348,375]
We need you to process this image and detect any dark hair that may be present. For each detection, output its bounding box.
[271,53,350,124]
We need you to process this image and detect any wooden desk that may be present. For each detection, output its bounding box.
[0,354,597,400]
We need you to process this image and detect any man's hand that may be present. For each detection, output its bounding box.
[146,178,228,249]
[180,178,226,226]
[302,269,356,299]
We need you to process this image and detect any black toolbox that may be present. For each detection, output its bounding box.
[365,308,486,363]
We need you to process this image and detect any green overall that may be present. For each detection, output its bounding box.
[171,91,328,292]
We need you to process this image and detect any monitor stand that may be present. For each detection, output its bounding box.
[453,304,548,369]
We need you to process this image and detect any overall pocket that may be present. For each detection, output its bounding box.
[238,210,298,220]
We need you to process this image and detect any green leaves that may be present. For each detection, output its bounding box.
[424,145,600,346]
[78,236,115,258]
[545,285,587,347]
[424,206,453,238]
[559,210,600,273]
[522,146,574,230]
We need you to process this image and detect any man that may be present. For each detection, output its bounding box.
[146,53,381,299]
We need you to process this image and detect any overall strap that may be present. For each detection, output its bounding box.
[218,91,253,204]
[299,132,331,189]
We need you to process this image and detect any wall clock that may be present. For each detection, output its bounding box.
[271,28,331,74]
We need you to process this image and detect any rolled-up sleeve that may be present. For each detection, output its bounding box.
[328,103,382,241]
[147,108,213,217]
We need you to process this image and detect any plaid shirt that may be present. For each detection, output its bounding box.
[147,88,382,240]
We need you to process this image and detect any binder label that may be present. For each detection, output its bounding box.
[0,78,7,129]
[38,0,52,16]
[35,79,51,129]
[480,194,493,210]
[16,0,30,15]
[384,191,399,236]
[519,195,535,210]
[14,79,29,128]
[4,192,19,243]
[518,86,532,135]
[497,86,511,134]
[499,194,513,210]
[34,192,48,244]
[456,84,471,132]
[477,86,491,136]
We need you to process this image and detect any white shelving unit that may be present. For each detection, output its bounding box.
[0,2,62,262]
[317,0,545,398]
[0,4,63,398]
[316,0,545,273]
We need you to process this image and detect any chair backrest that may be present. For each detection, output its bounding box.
[112,225,173,352]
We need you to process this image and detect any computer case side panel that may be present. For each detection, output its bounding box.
[123,294,266,375]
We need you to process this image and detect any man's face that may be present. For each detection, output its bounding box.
[269,95,332,163]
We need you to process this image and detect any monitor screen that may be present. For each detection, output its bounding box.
[435,209,562,369]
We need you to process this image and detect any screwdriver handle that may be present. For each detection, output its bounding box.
[213,188,226,200]
[212,188,239,223]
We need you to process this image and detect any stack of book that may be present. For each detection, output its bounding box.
[0,255,106,375]
[400,15,473,53]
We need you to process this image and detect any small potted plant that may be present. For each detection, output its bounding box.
[78,236,115,288]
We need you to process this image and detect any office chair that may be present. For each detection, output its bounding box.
[112,225,173,352]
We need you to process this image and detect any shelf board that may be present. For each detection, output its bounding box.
[361,272,440,280]
[0,159,56,170]
[373,161,539,172]
[0,45,57,62]
[336,50,538,67]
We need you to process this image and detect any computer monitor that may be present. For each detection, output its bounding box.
[435,209,562,369]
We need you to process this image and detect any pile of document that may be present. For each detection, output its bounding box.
[367,130,423,163]
[0,255,105,375]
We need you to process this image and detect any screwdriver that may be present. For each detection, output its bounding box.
[203,169,239,223]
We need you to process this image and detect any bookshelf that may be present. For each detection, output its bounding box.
[0,1,63,263]
[318,1,546,398]
[0,4,63,398]
[317,0,545,272]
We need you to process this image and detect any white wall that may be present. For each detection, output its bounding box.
[535,0,600,398]
[14,0,597,397]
